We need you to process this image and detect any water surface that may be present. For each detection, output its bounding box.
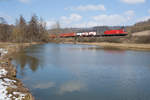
[13,43,150,100]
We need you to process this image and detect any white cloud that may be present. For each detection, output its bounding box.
[73,21,99,28]
[71,11,135,27]
[124,10,135,20]
[136,16,150,22]
[46,14,82,28]
[88,10,135,27]
[18,0,29,3]
[66,14,127,28]
[121,0,146,4]
[124,10,135,16]
[93,14,127,26]
[60,13,82,25]
[46,20,57,28]
[148,9,150,14]
[47,10,136,28]
[66,4,106,11]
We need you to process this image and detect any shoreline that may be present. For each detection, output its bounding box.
[63,42,150,51]
[0,42,39,100]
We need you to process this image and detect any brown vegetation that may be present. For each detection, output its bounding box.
[75,42,150,51]
[0,15,49,43]
[126,19,150,33]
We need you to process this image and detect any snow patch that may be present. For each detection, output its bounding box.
[0,79,11,100]
[0,48,8,57]
[0,78,26,100]
[13,92,26,100]
[0,68,8,77]
[4,78,17,83]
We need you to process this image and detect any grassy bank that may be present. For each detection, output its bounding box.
[73,42,150,51]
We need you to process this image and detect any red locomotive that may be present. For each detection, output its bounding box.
[104,29,127,35]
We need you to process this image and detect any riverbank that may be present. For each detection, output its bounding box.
[64,42,150,51]
[0,42,38,100]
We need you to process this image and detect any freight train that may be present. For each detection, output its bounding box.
[50,28,128,38]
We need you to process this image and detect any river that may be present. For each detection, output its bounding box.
[12,43,150,100]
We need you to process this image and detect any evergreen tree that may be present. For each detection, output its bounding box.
[28,14,39,42]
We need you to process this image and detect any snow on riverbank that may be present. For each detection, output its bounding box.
[0,68,7,77]
[0,48,27,100]
[0,68,27,100]
[0,48,8,57]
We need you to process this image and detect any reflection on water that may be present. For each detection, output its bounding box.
[58,80,86,95]
[33,82,55,89]
[13,49,40,74]
[12,43,150,100]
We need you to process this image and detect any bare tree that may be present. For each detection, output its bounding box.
[0,15,49,43]
[38,18,49,42]
[49,21,62,37]
[12,15,27,42]
[0,17,11,41]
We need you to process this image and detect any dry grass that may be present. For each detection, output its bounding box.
[132,30,150,36]
[75,42,150,51]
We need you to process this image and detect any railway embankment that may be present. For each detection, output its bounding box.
[0,42,37,100]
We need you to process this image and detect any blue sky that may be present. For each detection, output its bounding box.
[0,0,150,28]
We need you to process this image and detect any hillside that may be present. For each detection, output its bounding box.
[135,19,150,26]
[132,30,150,36]
[127,19,150,33]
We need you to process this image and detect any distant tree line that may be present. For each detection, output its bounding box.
[0,15,49,42]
